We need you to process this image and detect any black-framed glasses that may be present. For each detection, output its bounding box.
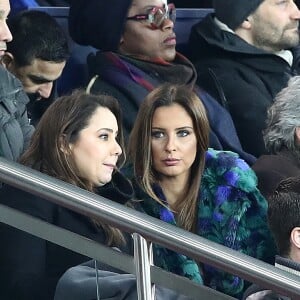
[126,3,176,29]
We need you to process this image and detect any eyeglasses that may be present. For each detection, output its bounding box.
[126,3,176,29]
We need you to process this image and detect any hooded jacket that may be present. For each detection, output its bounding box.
[189,14,300,157]
[0,66,34,161]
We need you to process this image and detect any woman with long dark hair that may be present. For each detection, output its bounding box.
[0,90,133,299]
[128,84,275,298]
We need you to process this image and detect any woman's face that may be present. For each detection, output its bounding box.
[70,107,122,187]
[119,0,176,61]
[151,103,197,183]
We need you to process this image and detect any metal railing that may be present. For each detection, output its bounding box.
[0,157,300,299]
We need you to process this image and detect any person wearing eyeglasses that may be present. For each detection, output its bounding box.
[68,0,256,166]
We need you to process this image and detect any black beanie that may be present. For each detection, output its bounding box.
[213,0,264,30]
[68,0,132,51]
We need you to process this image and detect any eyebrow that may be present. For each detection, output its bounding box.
[28,74,55,84]
[97,128,119,136]
[152,126,194,130]
[97,128,113,132]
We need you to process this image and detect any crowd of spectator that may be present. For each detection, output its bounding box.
[0,0,300,299]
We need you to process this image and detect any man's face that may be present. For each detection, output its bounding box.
[7,58,66,100]
[119,0,176,62]
[249,0,300,52]
[0,0,12,57]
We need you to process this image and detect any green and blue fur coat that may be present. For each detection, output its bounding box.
[132,149,276,298]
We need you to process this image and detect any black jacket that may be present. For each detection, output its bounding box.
[189,14,300,157]
[252,149,300,199]
[0,172,134,300]
[0,67,34,161]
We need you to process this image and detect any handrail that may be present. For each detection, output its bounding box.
[0,203,230,299]
[0,157,300,298]
[133,234,153,300]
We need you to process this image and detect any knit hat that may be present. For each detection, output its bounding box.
[68,0,132,51]
[213,0,264,30]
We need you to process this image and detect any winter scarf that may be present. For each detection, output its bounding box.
[89,51,197,93]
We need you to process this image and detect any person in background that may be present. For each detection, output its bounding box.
[1,9,69,125]
[189,0,300,157]
[252,76,300,198]
[0,90,134,299]
[127,83,275,298]
[243,176,300,300]
[68,0,255,165]
[0,0,34,161]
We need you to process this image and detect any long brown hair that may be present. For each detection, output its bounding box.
[128,84,209,232]
[20,90,126,246]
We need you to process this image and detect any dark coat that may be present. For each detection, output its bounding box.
[0,67,34,161]
[0,172,134,300]
[188,14,300,157]
[252,149,300,199]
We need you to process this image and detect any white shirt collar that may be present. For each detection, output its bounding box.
[214,17,235,33]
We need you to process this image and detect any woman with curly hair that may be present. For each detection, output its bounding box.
[128,83,275,298]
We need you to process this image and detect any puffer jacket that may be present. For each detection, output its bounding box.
[0,67,34,161]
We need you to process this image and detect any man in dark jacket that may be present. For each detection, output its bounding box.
[2,10,69,125]
[243,176,300,300]
[68,0,256,165]
[0,0,34,161]
[189,0,300,157]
